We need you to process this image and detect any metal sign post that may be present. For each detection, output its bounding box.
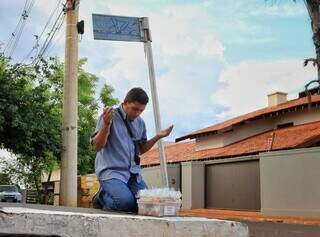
[92,14,169,187]
[141,18,169,188]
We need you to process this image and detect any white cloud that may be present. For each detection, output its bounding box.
[200,0,308,46]
[92,2,225,139]
[1,0,312,141]
[212,59,317,119]
[1,1,210,140]
[149,5,224,58]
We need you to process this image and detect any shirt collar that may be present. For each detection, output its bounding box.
[118,104,128,121]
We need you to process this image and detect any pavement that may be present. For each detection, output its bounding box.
[242,221,320,237]
[179,209,320,237]
[179,209,320,226]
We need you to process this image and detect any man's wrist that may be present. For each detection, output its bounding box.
[102,121,111,130]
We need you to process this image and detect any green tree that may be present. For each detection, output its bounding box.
[0,172,11,185]
[100,84,119,107]
[0,56,62,199]
[45,58,119,175]
[0,55,119,201]
[0,58,61,158]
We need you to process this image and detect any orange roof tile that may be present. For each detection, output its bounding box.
[141,121,320,166]
[176,95,320,142]
[195,120,320,160]
[140,141,196,167]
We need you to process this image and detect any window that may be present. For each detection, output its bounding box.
[277,122,294,129]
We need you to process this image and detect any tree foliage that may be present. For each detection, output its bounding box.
[0,55,118,201]
[44,58,119,174]
[0,172,11,185]
[100,84,119,107]
[0,57,62,158]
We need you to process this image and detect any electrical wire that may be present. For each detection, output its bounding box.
[20,0,63,64]
[3,0,35,59]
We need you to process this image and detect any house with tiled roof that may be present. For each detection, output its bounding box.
[141,89,320,217]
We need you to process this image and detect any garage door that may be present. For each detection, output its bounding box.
[205,160,260,210]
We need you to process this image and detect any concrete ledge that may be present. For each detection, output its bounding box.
[0,206,249,237]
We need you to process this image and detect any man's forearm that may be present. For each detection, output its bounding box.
[92,124,111,152]
[140,135,161,154]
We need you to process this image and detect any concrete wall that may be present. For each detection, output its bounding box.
[260,147,320,217]
[181,161,205,209]
[142,164,181,191]
[41,168,61,183]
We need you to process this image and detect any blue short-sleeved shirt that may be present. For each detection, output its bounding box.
[91,105,147,183]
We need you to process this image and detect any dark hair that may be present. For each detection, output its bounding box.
[124,87,149,105]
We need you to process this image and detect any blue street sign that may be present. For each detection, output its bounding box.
[92,14,142,42]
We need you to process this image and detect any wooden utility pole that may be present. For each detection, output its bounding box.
[60,0,79,207]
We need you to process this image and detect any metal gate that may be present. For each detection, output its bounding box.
[205,160,260,210]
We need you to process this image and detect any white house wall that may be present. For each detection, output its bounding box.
[274,108,320,127]
[196,109,320,151]
[196,118,275,151]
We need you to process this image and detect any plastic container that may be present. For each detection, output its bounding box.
[137,199,181,217]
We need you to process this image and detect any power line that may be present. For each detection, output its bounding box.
[3,0,35,59]
[6,0,35,58]
[32,7,66,66]
[38,0,63,41]
[43,20,65,60]
[20,0,64,64]
[3,0,28,54]
[38,14,65,61]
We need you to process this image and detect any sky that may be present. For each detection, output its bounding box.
[0,0,317,143]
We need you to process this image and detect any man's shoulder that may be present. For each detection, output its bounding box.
[136,116,145,124]
[112,108,123,120]
[132,116,145,131]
